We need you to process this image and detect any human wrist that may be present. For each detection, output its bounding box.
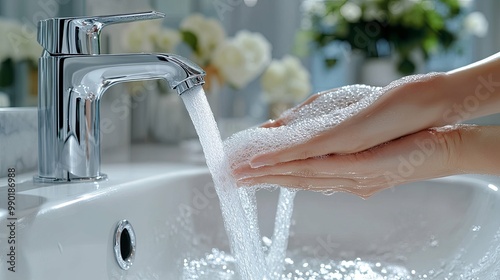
[455,126,500,175]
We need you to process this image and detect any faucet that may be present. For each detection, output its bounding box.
[35,11,205,183]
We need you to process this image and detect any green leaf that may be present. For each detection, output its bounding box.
[0,59,15,88]
[181,30,199,53]
[397,57,416,75]
[437,30,456,49]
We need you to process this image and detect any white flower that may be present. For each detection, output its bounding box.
[122,20,162,53]
[122,20,180,54]
[261,55,311,103]
[261,61,288,100]
[152,28,181,53]
[464,12,488,37]
[180,13,226,65]
[340,2,362,23]
[212,30,271,89]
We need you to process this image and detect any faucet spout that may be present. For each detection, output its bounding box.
[74,53,205,96]
[36,52,205,182]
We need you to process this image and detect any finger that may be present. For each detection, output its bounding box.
[235,153,384,180]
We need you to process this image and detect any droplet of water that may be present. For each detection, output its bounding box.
[429,235,439,247]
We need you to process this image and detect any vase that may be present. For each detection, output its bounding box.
[359,57,402,87]
[357,53,425,87]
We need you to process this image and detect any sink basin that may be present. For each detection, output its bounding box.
[1,145,500,279]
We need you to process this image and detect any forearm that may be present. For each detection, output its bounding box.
[444,52,500,123]
[459,125,500,175]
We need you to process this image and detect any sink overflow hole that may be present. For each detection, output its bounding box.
[114,220,136,270]
[120,228,132,261]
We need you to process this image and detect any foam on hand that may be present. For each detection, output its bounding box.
[223,84,379,174]
[224,73,441,178]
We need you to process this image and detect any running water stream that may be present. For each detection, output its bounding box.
[181,86,295,279]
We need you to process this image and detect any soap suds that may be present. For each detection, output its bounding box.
[224,73,442,178]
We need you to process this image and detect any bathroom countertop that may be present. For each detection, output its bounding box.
[103,140,207,167]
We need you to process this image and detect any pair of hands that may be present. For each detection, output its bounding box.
[233,54,500,198]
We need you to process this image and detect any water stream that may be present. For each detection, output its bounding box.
[181,86,293,279]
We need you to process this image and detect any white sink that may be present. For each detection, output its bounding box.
[1,145,500,279]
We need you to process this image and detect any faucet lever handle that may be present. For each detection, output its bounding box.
[38,11,165,55]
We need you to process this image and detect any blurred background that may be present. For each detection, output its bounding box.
[0,0,498,144]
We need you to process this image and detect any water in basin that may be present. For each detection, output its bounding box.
[176,174,500,280]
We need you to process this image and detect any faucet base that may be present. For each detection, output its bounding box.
[33,174,108,184]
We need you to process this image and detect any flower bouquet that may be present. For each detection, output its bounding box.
[302,0,488,75]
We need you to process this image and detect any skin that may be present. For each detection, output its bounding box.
[233,52,500,198]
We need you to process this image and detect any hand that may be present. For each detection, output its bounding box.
[234,125,500,197]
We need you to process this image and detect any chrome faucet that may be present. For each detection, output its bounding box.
[35,11,205,182]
